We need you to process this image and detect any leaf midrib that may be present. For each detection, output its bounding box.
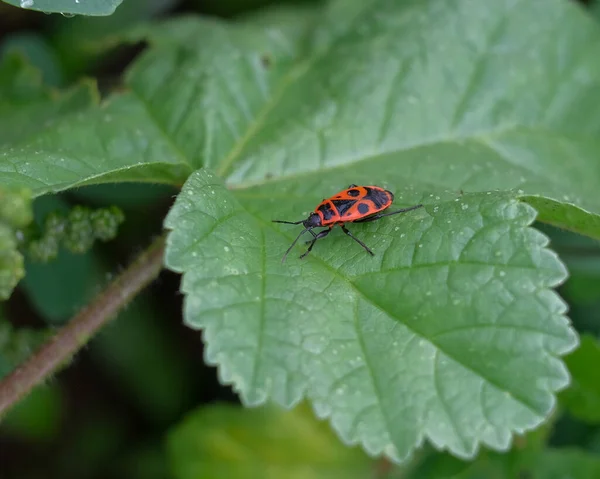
[214,0,421,179]
[225,124,594,192]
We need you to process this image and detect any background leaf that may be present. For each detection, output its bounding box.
[559,334,600,424]
[168,402,372,479]
[436,448,600,479]
[512,448,600,479]
[0,32,63,87]
[49,0,180,79]
[0,318,49,381]
[164,169,577,461]
[0,9,314,196]
[2,0,123,16]
[0,52,95,145]
[0,306,60,440]
[0,0,597,244]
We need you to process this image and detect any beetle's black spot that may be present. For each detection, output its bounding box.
[347,188,360,197]
[318,202,335,221]
[332,199,355,216]
[364,187,390,209]
[358,203,370,214]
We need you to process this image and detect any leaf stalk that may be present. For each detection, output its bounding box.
[0,234,167,416]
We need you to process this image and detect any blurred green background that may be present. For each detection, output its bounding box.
[1,0,600,478]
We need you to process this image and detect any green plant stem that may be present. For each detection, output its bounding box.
[0,234,167,416]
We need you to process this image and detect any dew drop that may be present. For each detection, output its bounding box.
[461,204,469,210]
[400,233,405,238]
[499,270,506,277]
[224,246,230,252]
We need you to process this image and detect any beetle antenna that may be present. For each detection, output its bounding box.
[281,228,310,263]
[272,219,304,225]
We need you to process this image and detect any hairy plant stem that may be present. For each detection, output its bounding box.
[0,234,167,416]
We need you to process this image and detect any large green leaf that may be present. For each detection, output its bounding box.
[164,169,577,461]
[3,0,122,16]
[0,0,599,241]
[168,402,372,479]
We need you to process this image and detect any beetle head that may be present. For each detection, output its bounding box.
[303,212,322,229]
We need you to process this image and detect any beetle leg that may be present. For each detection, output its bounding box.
[341,225,374,256]
[300,228,331,259]
[304,227,326,244]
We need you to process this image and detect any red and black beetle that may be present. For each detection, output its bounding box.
[273,184,423,262]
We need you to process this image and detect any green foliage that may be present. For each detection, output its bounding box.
[26,204,125,261]
[593,1,600,21]
[91,292,198,425]
[0,52,96,145]
[0,32,63,87]
[560,334,600,424]
[2,0,123,16]
[50,0,179,78]
[0,0,596,243]
[0,312,51,380]
[168,402,372,479]
[1,383,62,440]
[3,0,600,475]
[0,186,32,299]
[442,448,600,479]
[168,401,600,479]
